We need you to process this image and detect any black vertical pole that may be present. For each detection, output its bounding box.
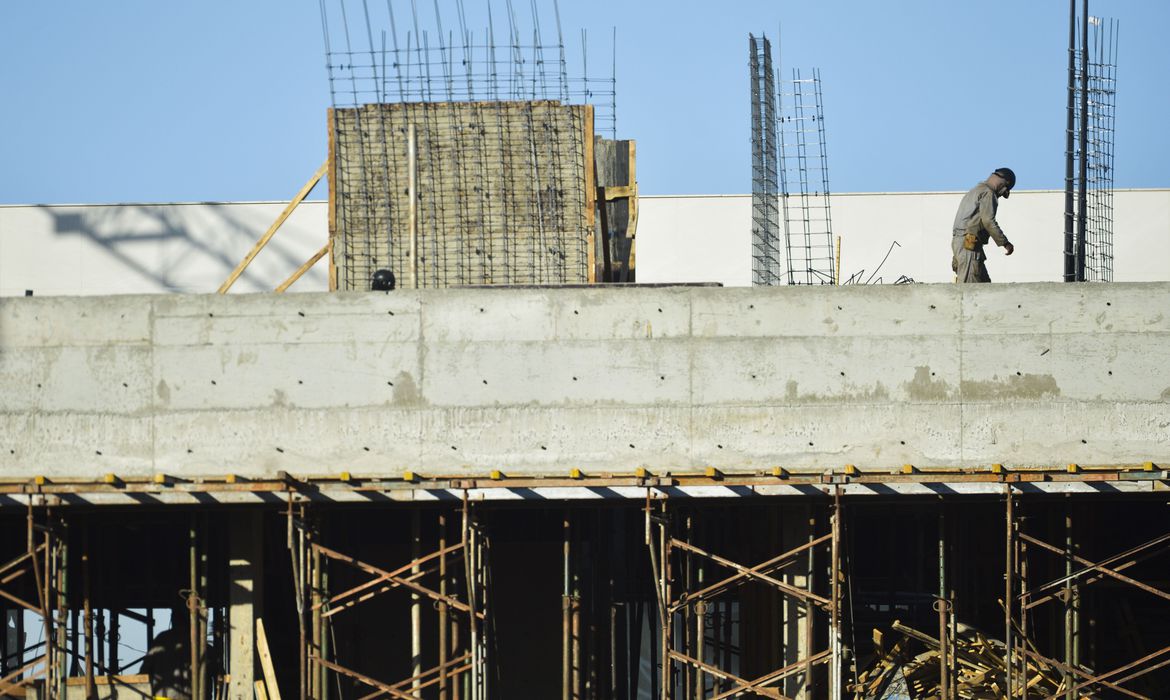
[1076,0,1089,281]
[1064,0,1076,282]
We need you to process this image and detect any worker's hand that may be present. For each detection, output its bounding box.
[1004,242,1015,256]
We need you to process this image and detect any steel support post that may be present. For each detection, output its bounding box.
[189,515,201,700]
[1004,489,1014,699]
[439,511,449,700]
[83,525,95,700]
[412,510,422,696]
[830,491,842,700]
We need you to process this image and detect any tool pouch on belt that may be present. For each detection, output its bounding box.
[963,232,979,251]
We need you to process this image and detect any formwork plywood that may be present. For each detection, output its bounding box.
[331,101,592,290]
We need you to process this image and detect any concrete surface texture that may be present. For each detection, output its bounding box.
[1,283,1167,478]
[2,189,1167,297]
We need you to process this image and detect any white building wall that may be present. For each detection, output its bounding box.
[637,189,1170,286]
[1,190,1167,296]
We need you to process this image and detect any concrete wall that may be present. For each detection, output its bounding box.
[2,283,1167,479]
[2,189,1167,298]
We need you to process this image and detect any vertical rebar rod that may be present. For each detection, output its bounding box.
[1062,0,1071,280]
[408,123,419,289]
[1076,0,1089,281]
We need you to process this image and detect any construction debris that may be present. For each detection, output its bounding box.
[853,620,1094,699]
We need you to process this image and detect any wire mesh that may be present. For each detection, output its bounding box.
[319,0,615,290]
[1076,16,1118,283]
[778,68,835,285]
[749,34,783,287]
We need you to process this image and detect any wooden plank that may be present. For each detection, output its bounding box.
[218,160,327,294]
[627,140,638,282]
[63,674,149,686]
[583,104,596,284]
[254,679,270,700]
[326,107,338,292]
[255,618,282,700]
[600,185,636,200]
[275,241,331,293]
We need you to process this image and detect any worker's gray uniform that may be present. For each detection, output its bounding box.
[951,181,1011,283]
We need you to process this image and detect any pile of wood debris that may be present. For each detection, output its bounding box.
[851,620,1095,699]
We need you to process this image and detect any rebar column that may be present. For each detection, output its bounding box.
[1076,0,1089,281]
[1064,0,1077,281]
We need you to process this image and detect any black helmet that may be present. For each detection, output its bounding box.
[993,167,1016,189]
[371,269,396,291]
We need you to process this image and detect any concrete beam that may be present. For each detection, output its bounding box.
[1,283,1168,479]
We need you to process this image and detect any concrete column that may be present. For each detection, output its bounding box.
[229,511,263,699]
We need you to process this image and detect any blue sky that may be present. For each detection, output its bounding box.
[1,1,1166,205]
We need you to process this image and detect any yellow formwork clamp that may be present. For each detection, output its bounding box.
[1067,463,1079,474]
[844,464,858,477]
[634,467,651,479]
[225,473,238,484]
[569,468,584,480]
[1144,461,1157,472]
[991,463,1005,474]
[704,466,724,480]
[339,471,352,483]
[772,466,788,478]
[33,475,47,486]
[402,470,417,483]
[153,473,169,485]
[901,464,915,475]
[490,470,505,480]
[103,473,119,485]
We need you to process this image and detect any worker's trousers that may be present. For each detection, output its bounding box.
[951,234,990,283]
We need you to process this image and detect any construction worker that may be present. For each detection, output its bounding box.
[951,167,1015,283]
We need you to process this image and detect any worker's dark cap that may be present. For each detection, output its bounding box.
[993,167,1016,189]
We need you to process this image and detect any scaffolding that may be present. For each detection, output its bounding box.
[318,0,616,291]
[749,35,782,287]
[3,471,1170,698]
